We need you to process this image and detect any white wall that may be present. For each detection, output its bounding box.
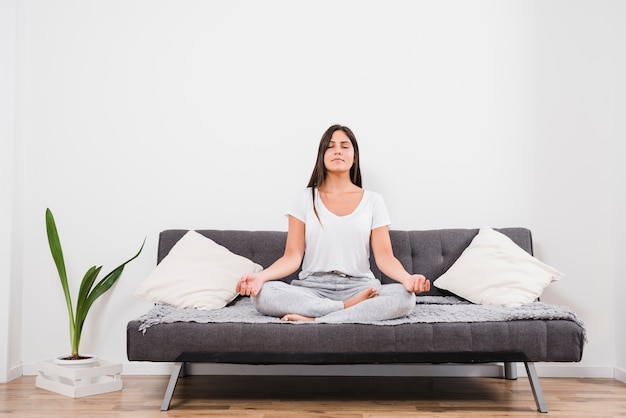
[3,0,624,379]
[0,0,22,383]
[613,0,626,383]
[616,122,626,383]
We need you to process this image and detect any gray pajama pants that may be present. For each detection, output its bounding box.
[251,273,416,322]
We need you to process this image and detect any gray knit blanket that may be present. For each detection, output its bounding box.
[137,296,585,339]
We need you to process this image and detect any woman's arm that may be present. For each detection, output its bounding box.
[370,226,430,293]
[236,215,305,296]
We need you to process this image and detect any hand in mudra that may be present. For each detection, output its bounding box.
[236,273,264,297]
[403,274,430,294]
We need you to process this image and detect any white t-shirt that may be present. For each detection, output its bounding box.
[287,187,391,280]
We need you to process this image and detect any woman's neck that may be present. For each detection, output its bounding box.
[319,173,359,193]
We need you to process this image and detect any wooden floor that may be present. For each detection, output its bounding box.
[1,375,626,417]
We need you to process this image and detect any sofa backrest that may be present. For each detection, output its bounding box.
[158,227,532,297]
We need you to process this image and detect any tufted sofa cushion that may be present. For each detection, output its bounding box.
[157,228,532,296]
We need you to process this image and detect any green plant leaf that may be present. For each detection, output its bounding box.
[83,239,145,313]
[46,208,145,358]
[74,238,146,351]
[72,266,102,356]
[45,209,75,338]
[77,266,102,310]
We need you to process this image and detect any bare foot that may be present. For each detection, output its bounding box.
[344,287,379,309]
[281,314,315,322]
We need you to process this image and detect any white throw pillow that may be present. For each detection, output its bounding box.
[135,231,262,310]
[434,227,563,307]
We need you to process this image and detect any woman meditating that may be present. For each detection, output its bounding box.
[236,124,430,322]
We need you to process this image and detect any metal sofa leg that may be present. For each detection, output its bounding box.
[504,362,517,380]
[160,362,185,411]
[524,362,548,413]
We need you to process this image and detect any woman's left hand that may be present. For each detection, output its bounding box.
[403,274,431,294]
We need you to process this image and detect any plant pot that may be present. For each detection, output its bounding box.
[36,358,122,397]
[54,354,98,368]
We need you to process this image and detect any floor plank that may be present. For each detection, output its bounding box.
[1,375,625,417]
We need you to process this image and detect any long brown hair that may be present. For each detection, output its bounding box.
[307,125,363,221]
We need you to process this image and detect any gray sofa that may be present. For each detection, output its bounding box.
[126,228,585,412]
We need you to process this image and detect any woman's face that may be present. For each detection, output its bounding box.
[324,130,355,173]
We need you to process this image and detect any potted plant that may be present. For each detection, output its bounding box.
[45,208,145,363]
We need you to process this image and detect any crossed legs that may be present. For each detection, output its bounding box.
[252,274,416,323]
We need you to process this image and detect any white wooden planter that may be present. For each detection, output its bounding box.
[36,358,123,398]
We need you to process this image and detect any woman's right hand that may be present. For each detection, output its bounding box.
[236,216,305,297]
[236,273,265,297]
